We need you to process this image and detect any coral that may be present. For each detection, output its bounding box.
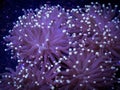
[4,5,70,64]
[0,2,120,90]
[0,63,57,90]
[68,3,120,59]
[55,52,118,90]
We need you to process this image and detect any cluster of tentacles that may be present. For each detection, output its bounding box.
[0,2,120,90]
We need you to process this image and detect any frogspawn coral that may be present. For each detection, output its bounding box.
[0,2,120,90]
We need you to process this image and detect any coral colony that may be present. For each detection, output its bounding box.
[0,2,120,90]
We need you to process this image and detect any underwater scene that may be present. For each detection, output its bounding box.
[0,0,120,90]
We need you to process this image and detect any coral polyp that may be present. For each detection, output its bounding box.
[5,5,70,63]
[56,52,118,90]
[0,2,120,90]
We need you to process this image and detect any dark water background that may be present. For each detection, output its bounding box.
[0,0,120,86]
